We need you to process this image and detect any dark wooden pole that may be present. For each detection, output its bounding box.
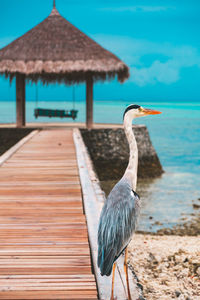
[86,76,93,129]
[16,73,26,127]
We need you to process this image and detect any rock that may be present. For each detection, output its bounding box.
[138,296,146,300]
[145,285,155,293]
[180,269,189,277]
[137,283,144,291]
[148,252,158,264]
[0,128,36,156]
[183,262,189,268]
[80,126,163,180]
[154,221,163,226]
[191,259,199,264]
[156,255,162,263]
[196,266,200,276]
[193,204,200,209]
[175,290,181,297]
[174,255,182,264]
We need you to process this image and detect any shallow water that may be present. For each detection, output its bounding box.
[137,170,200,232]
[1,100,200,231]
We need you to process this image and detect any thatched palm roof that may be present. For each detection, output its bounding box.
[0,7,129,84]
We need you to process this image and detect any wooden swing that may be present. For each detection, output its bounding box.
[34,85,78,120]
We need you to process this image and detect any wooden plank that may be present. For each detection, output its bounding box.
[0,291,97,299]
[0,267,92,275]
[0,129,97,299]
[0,275,95,279]
[0,248,90,255]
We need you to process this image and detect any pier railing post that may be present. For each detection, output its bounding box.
[86,76,93,129]
[16,73,26,127]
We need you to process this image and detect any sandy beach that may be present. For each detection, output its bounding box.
[129,234,200,300]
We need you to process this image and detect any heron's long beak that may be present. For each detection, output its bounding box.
[141,107,162,115]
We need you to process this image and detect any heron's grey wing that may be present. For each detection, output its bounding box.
[97,178,140,276]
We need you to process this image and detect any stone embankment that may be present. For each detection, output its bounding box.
[80,125,163,181]
[0,128,35,155]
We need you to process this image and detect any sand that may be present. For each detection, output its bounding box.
[128,234,200,299]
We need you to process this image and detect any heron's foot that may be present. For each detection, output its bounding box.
[110,263,116,300]
[126,288,132,300]
[124,248,132,300]
[124,266,132,300]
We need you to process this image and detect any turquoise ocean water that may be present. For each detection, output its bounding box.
[0,100,200,231]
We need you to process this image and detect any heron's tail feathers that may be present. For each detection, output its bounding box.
[98,246,115,276]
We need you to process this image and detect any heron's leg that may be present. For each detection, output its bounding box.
[110,263,116,300]
[124,248,131,300]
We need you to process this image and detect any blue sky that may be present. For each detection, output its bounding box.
[0,0,200,102]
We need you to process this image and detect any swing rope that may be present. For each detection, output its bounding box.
[72,86,75,110]
[35,83,38,109]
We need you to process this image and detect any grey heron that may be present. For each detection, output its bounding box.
[97,104,161,299]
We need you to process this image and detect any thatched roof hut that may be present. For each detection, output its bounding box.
[0,2,129,128]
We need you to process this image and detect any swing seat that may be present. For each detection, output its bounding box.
[34,108,78,120]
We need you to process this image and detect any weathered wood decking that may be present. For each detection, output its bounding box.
[0,129,97,299]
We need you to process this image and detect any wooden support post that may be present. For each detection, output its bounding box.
[16,73,26,127]
[86,76,93,129]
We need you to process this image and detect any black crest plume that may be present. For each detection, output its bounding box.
[123,104,141,119]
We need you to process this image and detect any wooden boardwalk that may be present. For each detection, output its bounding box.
[0,129,97,299]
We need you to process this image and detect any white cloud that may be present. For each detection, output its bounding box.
[131,60,180,86]
[92,34,200,86]
[101,5,172,13]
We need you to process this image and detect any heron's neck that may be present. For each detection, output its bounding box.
[122,115,138,191]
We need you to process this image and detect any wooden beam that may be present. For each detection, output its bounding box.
[16,74,26,128]
[86,77,93,129]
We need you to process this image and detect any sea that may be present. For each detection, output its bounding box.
[0,100,200,232]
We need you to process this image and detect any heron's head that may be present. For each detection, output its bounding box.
[123,104,161,120]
